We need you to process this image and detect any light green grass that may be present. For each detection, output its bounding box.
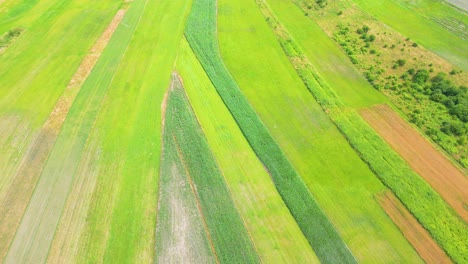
[217,0,423,262]
[64,0,193,263]
[3,0,147,262]
[161,73,260,263]
[352,0,468,70]
[392,0,468,39]
[0,0,121,126]
[177,38,320,263]
[185,0,358,262]
[265,0,387,108]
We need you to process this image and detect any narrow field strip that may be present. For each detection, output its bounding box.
[161,73,260,263]
[0,10,125,261]
[155,86,217,263]
[185,0,356,262]
[255,1,467,262]
[377,192,452,264]
[177,38,319,263]
[361,104,468,221]
[3,1,145,261]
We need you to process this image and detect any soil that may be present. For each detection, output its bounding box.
[378,191,451,264]
[361,104,468,222]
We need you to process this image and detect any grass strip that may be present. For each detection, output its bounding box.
[184,0,357,262]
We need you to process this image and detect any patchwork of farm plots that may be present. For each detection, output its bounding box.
[0,0,466,263]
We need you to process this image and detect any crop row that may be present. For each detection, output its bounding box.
[256,1,468,262]
[184,0,357,263]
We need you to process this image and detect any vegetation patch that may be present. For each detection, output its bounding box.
[161,73,260,263]
[256,0,468,262]
[292,0,468,168]
[0,28,22,52]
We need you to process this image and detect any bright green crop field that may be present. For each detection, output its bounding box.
[0,0,466,263]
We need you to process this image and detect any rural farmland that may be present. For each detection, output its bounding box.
[0,0,466,263]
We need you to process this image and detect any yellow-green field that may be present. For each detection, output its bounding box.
[0,0,466,263]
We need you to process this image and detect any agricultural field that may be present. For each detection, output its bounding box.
[0,0,466,263]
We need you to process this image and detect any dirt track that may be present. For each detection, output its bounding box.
[378,192,451,264]
[361,104,468,222]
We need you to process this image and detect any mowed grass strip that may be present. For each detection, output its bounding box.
[351,0,468,70]
[49,0,193,262]
[162,73,260,263]
[185,0,356,262]
[255,2,468,262]
[177,38,320,263]
[3,0,146,262]
[155,79,216,263]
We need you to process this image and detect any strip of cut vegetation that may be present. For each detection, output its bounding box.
[184,0,356,263]
[161,73,260,263]
[255,0,468,262]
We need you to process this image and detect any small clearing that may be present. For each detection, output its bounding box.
[378,192,452,264]
[361,104,468,221]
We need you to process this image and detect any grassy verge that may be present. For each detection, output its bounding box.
[256,1,468,262]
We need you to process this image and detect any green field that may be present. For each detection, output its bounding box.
[177,38,320,263]
[0,0,466,262]
[256,1,468,262]
[352,0,468,70]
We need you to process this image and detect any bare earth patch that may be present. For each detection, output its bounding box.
[361,104,468,222]
[0,9,126,261]
[377,192,451,264]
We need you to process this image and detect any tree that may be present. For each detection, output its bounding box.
[412,69,430,85]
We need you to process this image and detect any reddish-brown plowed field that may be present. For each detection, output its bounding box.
[378,192,452,264]
[361,104,468,222]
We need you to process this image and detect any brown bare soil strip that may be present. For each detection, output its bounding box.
[0,9,126,261]
[361,104,468,222]
[378,191,452,263]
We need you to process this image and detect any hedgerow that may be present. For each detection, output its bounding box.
[184,0,357,263]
